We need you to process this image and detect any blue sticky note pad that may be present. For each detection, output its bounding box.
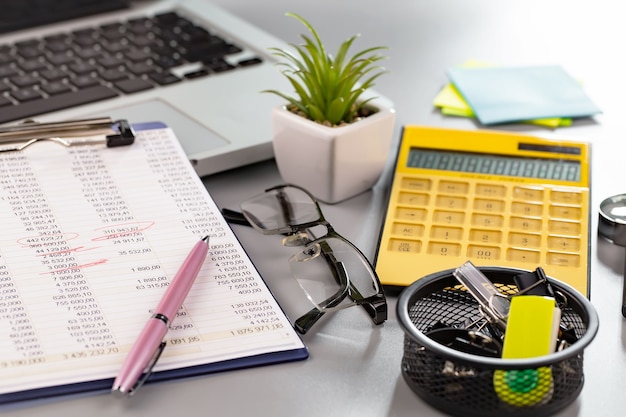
[446,65,602,125]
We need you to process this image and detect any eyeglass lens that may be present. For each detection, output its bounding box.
[240,186,321,232]
[289,237,381,312]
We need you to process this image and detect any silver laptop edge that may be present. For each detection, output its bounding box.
[0,0,292,177]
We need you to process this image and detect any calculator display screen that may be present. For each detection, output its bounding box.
[407,148,581,182]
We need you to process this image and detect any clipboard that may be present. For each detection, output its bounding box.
[0,119,308,405]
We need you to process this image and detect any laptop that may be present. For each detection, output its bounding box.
[0,0,292,176]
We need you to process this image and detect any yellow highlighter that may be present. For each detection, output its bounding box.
[493,295,561,407]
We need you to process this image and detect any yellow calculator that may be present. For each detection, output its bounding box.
[375,125,590,295]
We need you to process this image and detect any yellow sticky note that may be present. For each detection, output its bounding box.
[433,83,474,117]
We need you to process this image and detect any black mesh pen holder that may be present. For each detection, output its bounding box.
[397,267,599,417]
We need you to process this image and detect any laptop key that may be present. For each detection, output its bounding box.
[0,65,19,78]
[99,68,128,82]
[148,71,181,86]
[40,68,69,81]
[11,87,42,102]
[114,78,154,94]
[40,81,72,95]
[47,54,75,66]
[68,61,97,74]
[10,73,39,87]
[17,58,47,72]
[70,75,100,88]
[205,59,235,73]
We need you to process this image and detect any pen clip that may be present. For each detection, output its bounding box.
[128,341,166,397]
[0,117,135,152]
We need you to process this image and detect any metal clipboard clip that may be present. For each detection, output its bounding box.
[0,117,135,152]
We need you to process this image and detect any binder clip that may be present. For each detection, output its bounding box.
[453,261,510,330]
[0,117,135,152]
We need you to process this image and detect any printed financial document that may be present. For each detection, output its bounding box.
[0,124,306,403]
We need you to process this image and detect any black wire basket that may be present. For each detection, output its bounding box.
[397,267,599,417]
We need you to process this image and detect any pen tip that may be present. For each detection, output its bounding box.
[111,386,131,398]
[202,235,209,242]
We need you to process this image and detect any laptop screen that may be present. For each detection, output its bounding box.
[0,0,130,34]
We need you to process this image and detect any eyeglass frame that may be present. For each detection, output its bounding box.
[221,184,388,334]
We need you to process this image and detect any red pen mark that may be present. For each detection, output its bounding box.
[92,221,156,241]
[36,245,102,257]
[40,258,109,275]
[17,232,80,248]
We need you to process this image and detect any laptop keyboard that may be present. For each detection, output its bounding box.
[0,11,263,124]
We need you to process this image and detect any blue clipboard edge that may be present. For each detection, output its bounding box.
[131,121,168,131]
[1,348,308,405]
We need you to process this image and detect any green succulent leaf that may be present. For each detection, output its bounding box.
[263,12,388,125]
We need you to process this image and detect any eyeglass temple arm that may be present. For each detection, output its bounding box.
[294,285,387,333]
[294,309,325,334]
[357,294,387,324]
[221,208,252,226]
[222,208,299,238]
[276,189,297,226]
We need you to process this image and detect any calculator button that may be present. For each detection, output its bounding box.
[551,190,582,204]
[475,183,506,198]
[511,202,543,217]
[395,207,427,221]
[388,238,421,253]
[548,236,581,251]
[435,195,467,210]
[469,229,502,244]
[473,198,505,213]
[547,252,580,267]
[510,216,542,232]
[427,242,461,256]
[433,210,465,225]
[549,205,581,220]
[438,180,469,194]
[512,186,544,201]
[507,248,541,263]
[548,220,581,236]
[392,222,424,238]
[398,192,429,206]
[467,245,501,260]
[508,232,541,248]
[471,213,504,228]
[430,226,463,240]
[401,177,431,191]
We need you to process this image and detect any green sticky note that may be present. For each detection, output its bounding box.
[446,65,601,125]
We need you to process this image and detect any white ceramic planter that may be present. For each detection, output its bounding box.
[271,99,396,204]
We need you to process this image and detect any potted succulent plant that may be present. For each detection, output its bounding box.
[264,12,395,204]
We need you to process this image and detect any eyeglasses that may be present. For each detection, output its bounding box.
[222,184,387,334]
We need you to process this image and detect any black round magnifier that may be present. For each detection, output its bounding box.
[598,194,626,317]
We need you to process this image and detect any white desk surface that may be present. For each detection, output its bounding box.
[4,0,625,416]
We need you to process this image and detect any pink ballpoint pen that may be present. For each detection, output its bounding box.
[112,236,210,396]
